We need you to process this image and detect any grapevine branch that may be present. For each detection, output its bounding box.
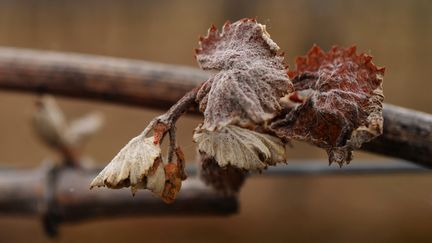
[0,163,237,235]
[0,160,425,220]
[0,159,425,236]
[0,47,430,166]
[0,47,207,109]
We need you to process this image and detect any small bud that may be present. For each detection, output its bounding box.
[32,96,67,149]
[33,95,103,151]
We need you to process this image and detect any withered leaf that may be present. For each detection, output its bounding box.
[198,153,247,195]
[161,147,187,203]
[270,45,385,165]
[195,19,293,131]
[90,134,166,196]
[193,125,287,171]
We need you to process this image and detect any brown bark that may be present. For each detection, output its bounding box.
[0,159,427,236]
[0,47,208,109]
[0,160,425,220]
[0,164,237,221]
[0,160,424,219]
[362,104,432,167]
[0,164,237,236]
[0,47,431,166]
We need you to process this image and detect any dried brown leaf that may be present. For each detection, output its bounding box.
[161,147,187,203]
[198,153,247,195]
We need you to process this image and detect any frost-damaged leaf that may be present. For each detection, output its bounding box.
[195,18,293,130]
[91,133,187,203]
[193,125,287,171]
[198,154,246,195]
[90,134,166,197]
[270,45,385,166]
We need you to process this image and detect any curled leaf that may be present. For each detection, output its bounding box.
[270,45,385,165]
[193,125,287,171]
[198,153,246,195]
[91,133,187,202]
[161,147,187,203]
[90,134,165,196]
[195,18,293,130]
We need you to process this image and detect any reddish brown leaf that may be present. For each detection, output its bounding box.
[271,45,385,165]
[161,147,187,203]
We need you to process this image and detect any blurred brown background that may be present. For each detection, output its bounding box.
[0,0,431,242]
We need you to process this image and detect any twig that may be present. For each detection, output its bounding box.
[142,87,199,161]
[0,47,430,166]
